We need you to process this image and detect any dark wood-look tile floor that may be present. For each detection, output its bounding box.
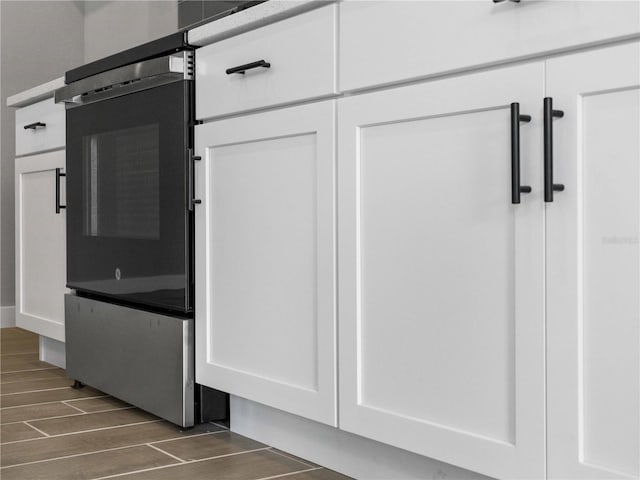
[1,328,352,480]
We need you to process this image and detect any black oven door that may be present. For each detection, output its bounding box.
[66,81,192,314]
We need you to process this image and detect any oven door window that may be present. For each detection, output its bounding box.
[66,81,191,313]
[83,124,161,240]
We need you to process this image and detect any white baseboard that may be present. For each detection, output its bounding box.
[231,396,490,480]
[0,306,16,328]
[39,336,66,369]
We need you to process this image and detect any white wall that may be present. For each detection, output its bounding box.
[0,1,85,314]
[83,1,178,63]
[0,0,177,320]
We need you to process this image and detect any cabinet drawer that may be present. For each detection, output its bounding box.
[340,1,640,92]
[196,4,337,120]
[15,98,65,156]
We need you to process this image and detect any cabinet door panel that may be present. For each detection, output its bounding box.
[15,151,67,341]
[195,101,336,426]
[546,42,640,480]
[338,63,544,479]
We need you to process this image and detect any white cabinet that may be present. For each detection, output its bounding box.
[15,150,67,342]
[195,101,337,426]
[339,0,640,92]
[337,62,546,479]
[546,42,640,480]
[15,98,65,157]
[192,4,640,477]
[196,4,337,120]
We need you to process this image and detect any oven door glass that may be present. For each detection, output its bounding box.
[66,81,192,313]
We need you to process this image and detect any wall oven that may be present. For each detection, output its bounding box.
[55,33,226,427]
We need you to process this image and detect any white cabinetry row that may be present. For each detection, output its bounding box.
[14,96,67,344]
[194,3,639,480]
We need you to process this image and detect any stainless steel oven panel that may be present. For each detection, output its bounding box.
[55,51,194,107]
[65,294,194,427]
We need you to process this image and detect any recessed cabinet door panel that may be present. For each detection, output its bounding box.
[546,42,640,480]
[15,150,67,341]
[338,63,544,479]
[195,101,336,426]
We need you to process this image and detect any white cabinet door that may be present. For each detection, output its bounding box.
[338,63,545,479]
[195,101,336,426]
[546,42,640,480]
[15,150,67,342]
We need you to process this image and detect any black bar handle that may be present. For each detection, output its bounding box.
[226,60,271,75]
[24,121,46,130]
[188,149,202,211]
[494,0,520,3]
[55,168,66,214]
[544,97,565,202]
[510,103,532,204]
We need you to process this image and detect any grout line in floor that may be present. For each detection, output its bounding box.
[61,400,90,413]
[268,447,318,468]
[23,421,51,437]
[145,442,187,464]
[91,446,273,480]
[1,419,164,445]
[1,375,68,385]
[148,429,226,446]
[255,466,324,480]
[1,406,137,426]
[1,430,227,470]
[209,420,230,430]
[1,386,76,396]
[0,367,59,374]
[0,395,109,410]
[0,351,40,356]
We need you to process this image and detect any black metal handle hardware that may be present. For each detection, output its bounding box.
[493,0,520,3]
[188,149,202,211]
[544,97,565,202]
[226,60,271,75]
[55,168,66,214]
[510,103,532,205]
[24,121,46,130]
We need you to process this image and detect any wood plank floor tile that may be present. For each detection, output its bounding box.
[0,328,37,341]
[152,431,266,461]
[1,338,39,355]
[65,396,131,413]
[0,445,179,480]
[280,468,354,479]
[0,327,353,480]
[1,377,75,394]
[0,386,104,408]
[1,421,220,467]
[1,422,45,442]
[105,448,311,480]
[29,408,157,436]
[1,367,67,384]
[0,402,80,424]
[0,353,52,373]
